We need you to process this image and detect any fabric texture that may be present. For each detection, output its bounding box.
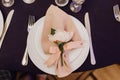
[0,70,12,80]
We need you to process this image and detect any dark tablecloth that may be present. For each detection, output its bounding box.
[0,0,120,74]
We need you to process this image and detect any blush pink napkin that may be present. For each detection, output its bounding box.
[45,41,82,77]
[42,5,83,77]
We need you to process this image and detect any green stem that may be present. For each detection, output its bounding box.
[60,53,63,66]
[58,42,64,66]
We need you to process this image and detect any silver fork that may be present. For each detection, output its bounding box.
[21,15,35,66]
[113,4,120,22]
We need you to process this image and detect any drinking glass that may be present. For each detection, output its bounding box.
[2,0,14,7]
[55,0,69,7]
[70,0,85,13]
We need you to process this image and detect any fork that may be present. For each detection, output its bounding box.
[21,15,35,66]
[113,4,120,22]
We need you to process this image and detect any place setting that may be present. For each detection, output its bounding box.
[26,4,90,77]
[0,0,94,77]
[0,0,120,78]
[17,0,91,77]
[22,0,94,77]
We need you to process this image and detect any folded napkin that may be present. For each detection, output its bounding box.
[42,5,83,77]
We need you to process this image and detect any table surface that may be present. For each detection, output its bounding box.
[0,0,120,74]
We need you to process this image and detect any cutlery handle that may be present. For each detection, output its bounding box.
[0,24,7,48]
[21,47,28,66]
[85,12,96,65]
[89,37,96,65]
[0,10,14,49]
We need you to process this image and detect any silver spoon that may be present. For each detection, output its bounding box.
[2,0,14,7]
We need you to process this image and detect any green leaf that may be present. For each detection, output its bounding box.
[51,28,56,35]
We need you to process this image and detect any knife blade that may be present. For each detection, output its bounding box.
[84,12,96,65]
[0,9,14,48]
[0,10,4,39]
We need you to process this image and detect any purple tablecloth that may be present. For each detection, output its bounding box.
[0,0,120,74]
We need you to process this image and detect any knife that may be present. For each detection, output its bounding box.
[0,10,4,40]
[0,9,14,48]
[84,12,96,65]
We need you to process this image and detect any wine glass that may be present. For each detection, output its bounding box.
[55,0,69,7]
[2,0,14,7]
[70,0,85,13]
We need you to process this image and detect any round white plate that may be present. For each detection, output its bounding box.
[0,10,4,38]
[27,16,89,75]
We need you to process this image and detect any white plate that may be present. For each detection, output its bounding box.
[0,10,4,38]
[27,16,89,75]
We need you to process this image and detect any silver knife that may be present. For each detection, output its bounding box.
[0,9,14,48]
[84,12,96,65]
[0,10,4,40]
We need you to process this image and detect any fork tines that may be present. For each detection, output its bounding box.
[28,15,35,26]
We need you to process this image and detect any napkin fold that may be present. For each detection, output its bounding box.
[42,5,83,77]
[45,41,82,77]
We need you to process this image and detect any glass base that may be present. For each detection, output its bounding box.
[55,0,69,7]
[23,0,35,4]
[70,2,82,13]
[2,0,14,7]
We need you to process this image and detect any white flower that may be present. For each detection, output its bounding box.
[48,29,74,42]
